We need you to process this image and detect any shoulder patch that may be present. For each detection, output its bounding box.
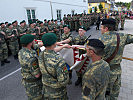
[83,86,91,96]
[64,67,68,73]
[32,58,39,70]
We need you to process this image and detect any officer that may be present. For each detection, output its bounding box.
[99,18,133,100]
[0,31,10,66]
[82,39,110,100]
[18,34,43,100]
[38,33,69,99]
[6,23,19,59]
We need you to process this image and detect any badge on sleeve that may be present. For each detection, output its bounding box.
[31,58,39,70]
[83,86,91,96]
[64,67,68,73]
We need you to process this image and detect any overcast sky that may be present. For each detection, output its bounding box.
[115,0,132,3]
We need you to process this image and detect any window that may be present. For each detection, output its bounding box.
[83,0,86,2]
[26,9,36,20]
[57,10,61,20]
[71,10,75,15]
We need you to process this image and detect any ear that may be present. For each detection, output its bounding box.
[90,49,94,55]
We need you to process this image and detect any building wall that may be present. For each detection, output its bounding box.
[0,0,88,23]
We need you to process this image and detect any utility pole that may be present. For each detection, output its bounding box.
[50,1,53,19]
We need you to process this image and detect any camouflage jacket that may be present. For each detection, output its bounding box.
[61,32,73,45]
[18,26,27,36]
[38,50,69,97]
[99,31,133,67]
[82,59,110,100]
[0,31,6,44]
[18,47,41,82]
[73,35,87,45]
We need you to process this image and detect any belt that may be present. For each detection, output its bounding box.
[23,76,42,83]
[110,64,120,70]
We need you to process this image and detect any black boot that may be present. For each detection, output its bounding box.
[75,77,82,86]
[4,59,10,63]
[1,61,5,66]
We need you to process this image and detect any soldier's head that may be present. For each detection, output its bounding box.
[42,33,57,49]
[0,23,5,28]
[60,19,63,24]
[5,22,8,26]
[63,25,70,34]
[20,34,35,48]
[85,39,105,58]
[101,18,116,34]
[44,19,47,23]
[48,20,51,24]
[22,20,26,25]
[54,20,57,24]
[64,14,66,17]
[51,19,54,23]
[29,22,35,28]
[12,21,16,26]
[8,23,13,29]
[14,20,18,26]
[78,26,86,37]
[39,21,43,26]
[20,21,25,27]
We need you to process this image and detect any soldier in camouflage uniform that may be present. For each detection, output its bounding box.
[0,31,10,66]
[6,23,19,59]
[59,20,64,35]
[73,26,87,86]
[120,12,125,30]
[0,23,6,32]
[63,14,68,25]
[82,39,110,100]
[48,20,54,33]
[53,20,60,41]
[39,33,69,99]
[38,21,47,40]
[115,14,120,31]
[99,18,133,100]
[18,34,43,100]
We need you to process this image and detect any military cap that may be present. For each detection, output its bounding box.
[20,21,24,24]
[39,21,43,24]
[42,33,57,47]
[60,19,62,22]
[20,34,35,44]
[87,39,105,49]
[101,18,116,26]
[51,19,54,21]
[44,19,47,21]
[63,25,70,29]
[5,22,8,24]
[54,19,57,21]
[8,23,12,27]
[47,20,50,23]
[12,21,15,24]
[0,23,4,26]
[79,26,87,31]
[22,20,26,23]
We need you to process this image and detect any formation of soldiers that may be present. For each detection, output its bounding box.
[1,12,129,100]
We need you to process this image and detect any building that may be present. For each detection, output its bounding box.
[0,0,88,23]
[130,0,133,11]
[88,0,111,13]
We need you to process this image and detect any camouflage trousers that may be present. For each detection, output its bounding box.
[115,23,119,30]
[43,85,68,100]
[121,21,125,29]
[23,80,43,100]
[106,65,121,100]
[9,40,19,56]
[0,43,8,61]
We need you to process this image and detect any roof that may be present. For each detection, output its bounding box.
[88,0,106,3]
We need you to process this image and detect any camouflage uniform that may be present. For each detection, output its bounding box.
[6,28,19,56]
[38,50,69,99]
[18,47,43,100]
[0,31,8,62]
[28,27,39,39]
[120,14,125,30]
[61,32,73,45]
[115,15,120,31]
[82,59,110,100]
[99,31,133,100]
[53,23,60,41]
[39,26,47,39]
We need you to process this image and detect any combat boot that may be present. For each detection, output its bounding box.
[4,59,10,63]
[75,77,82,86]
[1,61,5,66]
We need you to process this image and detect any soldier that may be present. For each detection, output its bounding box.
[99,18,133,100]
[120,12,125,30]
[48,20,54,33]
[63,14,67,25]
[18,34,43,100]
[0,31,10,66]
[5,22,8,28]
[82,39,110,100]
[53,20,60,41]
[0,23,6,32]
[38,33,69,99]
[6,23,19,59]
[38,21,47,40]
[96,14,101,30]
[115,14,120,31]
[59,19,64,35]
[73,26,87,86]
[44,19,48,27]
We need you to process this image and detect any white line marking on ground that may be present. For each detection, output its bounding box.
[0,67,21,81]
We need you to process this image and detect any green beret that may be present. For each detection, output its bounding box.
[20,34,35,44]
[79,26,87,31]
[39,21,43,24]
[42,33,57,47]
[63,25,70,29]
[8,23,12,27]
[44,19,47,21]
[87,39,105,49]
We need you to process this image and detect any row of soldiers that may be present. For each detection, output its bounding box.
[63,13,105,31]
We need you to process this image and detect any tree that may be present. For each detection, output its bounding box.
[90,8,92,13]
[95,6,97,13]
[99,3,103,12]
